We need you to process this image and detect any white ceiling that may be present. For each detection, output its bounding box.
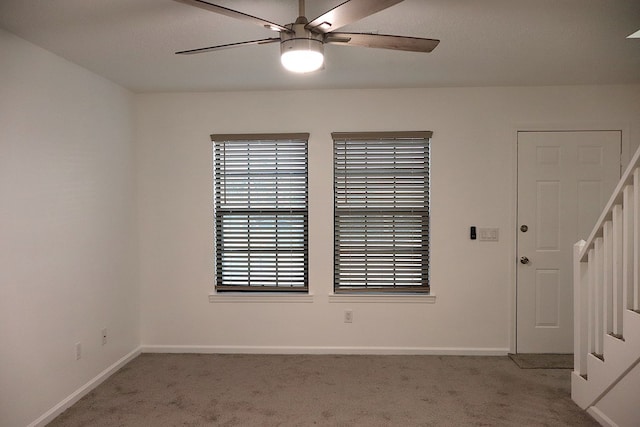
[1,0,639,93]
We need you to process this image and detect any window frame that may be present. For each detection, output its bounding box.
[332,131,432,294]
[211,133,309,293]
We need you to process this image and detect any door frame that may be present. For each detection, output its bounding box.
[510,124,631,354]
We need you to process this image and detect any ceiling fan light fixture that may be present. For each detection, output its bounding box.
[280,29,324,73]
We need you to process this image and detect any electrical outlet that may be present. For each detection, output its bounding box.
[344,310,353,323]
[101,328,107,345]
[75,342,82,360]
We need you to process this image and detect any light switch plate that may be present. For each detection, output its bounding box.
[478,227,499,241]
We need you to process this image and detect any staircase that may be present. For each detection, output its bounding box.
[572,144,640,426]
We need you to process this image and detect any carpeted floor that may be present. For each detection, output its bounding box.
[48,353,597,426]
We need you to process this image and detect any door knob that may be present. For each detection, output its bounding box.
[520,256,530,264]
[520,225,528,232]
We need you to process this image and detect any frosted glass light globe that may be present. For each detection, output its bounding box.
[280,38,324,73]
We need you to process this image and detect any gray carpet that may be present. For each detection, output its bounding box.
[508,353,574,369]
[48,353,597,426]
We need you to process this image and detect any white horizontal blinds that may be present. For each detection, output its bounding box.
[333,132,431,293]
[212,133,309,292]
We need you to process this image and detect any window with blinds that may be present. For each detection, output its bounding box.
[212,133,309,292]
[333,132,431,294]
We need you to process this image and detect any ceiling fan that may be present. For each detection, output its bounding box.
[173,0,440,73]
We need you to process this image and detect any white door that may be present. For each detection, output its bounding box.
[517,131,621,353]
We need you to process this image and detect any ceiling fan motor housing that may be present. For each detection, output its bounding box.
[280,23,324,53]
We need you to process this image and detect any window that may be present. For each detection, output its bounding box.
[333,132,431,294]
[212,133,309,292]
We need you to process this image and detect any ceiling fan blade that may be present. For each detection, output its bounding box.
[173,0,290,33]
[175,38,280,55]
[325,33,440,52]
[306,0,403,33]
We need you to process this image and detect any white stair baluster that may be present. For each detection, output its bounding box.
[634,168,640,311]
[612,206,623,337]
[623,184,634,317]
[588,248,596,357]
[594,237,604,356]
[603,220,614,337]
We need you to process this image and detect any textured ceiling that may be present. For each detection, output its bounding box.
[1,0,639,92]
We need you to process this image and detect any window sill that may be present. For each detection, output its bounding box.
[328,294,436,304]
[208,293,315,303]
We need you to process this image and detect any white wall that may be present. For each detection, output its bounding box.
[0,29,138,427]
[591,359,640,427]
[136,85,640,353]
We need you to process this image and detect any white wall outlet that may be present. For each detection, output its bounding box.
[101,328,107,345]
[344,310,353,323]
[478,227,499,241]
[75,342,82,360]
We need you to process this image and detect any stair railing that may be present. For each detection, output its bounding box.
[574,144,640,377]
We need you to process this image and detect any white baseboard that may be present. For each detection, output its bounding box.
[28,347,142,427]
[587,406,619,427]
[140,345,509,356]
